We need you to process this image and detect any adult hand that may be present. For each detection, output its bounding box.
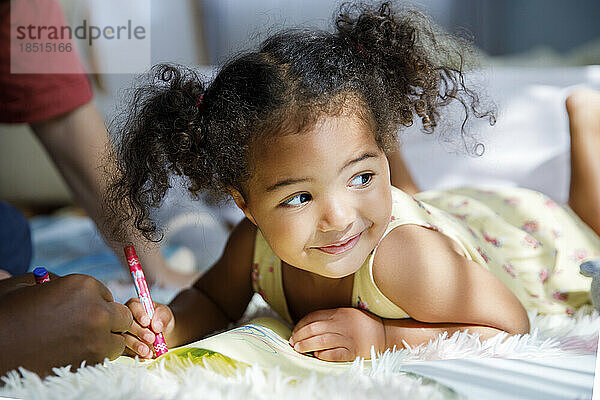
[289,307,385,362]
[0,274,132,377]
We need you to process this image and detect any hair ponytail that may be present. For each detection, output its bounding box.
[336,1,495,138]
[106,64,209,241]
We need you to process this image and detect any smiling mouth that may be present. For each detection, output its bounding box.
[313,232,362,255]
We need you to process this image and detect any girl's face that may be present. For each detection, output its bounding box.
[233,116,393,278]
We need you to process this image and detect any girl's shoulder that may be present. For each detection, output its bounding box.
[374,222,464,272]
[371,222,470,315]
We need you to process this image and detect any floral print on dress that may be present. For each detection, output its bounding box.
[451,213,468,221]
[521,220,539,234]
[412,197,432,215]
[449,199,469,209]
[504,197,520,206]
[539,268,549,284]
[523,235,542,249]
[482,230,503,248]
[251,263,259,286]
[544,198,558,209]
[356,296,369,310]
[552,291,569,302]
[466,226,479,239]
[565,307,575,316]
[476,247,490,263]
[502,262,517,278]
[570,249,588,262]
[426,223,442,233]
[251,263,267,301]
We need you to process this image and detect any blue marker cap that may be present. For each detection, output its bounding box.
[33,267,48,278]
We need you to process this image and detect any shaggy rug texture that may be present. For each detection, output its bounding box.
[1,298,598,400]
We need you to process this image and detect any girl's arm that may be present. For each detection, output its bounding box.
[159,218,256,347]
[289,307,506,361]
[289,224,529,362]
[373,224,531,337]
[126,219,256,350]
[382,318,505,349]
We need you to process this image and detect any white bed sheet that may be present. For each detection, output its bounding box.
[400,65,600,204]
[401,355,595,400]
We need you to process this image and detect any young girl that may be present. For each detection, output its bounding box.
[111,2,600,362]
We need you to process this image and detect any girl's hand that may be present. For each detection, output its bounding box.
[123,297,175,359]
[289,307,385,362]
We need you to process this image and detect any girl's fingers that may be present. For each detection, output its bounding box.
[291,320,335,345]
[314,347,353,362]
[151,314,164,333]
[293,332,346,353]
[123,332,153,359]
[151,305,173,333]
[126,298,172,344]
[292,309,336,335]
[125,297,151,327]
[126,317,157,346]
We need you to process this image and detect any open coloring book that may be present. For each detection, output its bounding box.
[113,317,460,398]
[114,317,365,377]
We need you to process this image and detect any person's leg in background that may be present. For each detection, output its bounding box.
[566,89,600,236]
[388,150,420,195]
[0,201,32,279]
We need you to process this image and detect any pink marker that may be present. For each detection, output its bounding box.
[124,246,168,357]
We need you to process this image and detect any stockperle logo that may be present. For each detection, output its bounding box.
[10,0,151,74]
[15,19,147,46]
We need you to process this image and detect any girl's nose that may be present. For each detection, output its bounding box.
[317,196,355,232]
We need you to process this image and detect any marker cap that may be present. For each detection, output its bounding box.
[33,267,48,278]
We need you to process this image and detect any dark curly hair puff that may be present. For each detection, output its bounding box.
[107,1,495,241]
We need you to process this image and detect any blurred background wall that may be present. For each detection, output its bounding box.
[1,0,599,208]
[200,0,600,64]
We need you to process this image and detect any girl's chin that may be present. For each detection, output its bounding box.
[319,260,366,279]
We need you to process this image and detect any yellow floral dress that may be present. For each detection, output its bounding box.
[252,186,599,324]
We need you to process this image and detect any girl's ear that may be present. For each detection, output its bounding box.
[229,187,257,225]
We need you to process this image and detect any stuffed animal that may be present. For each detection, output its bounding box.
[580,260,600,311]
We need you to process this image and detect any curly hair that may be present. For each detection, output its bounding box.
[106,1,495,241]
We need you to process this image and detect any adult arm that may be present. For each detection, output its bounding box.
[30,102,194,288]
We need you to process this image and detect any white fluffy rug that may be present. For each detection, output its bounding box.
[1,299,598,400]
